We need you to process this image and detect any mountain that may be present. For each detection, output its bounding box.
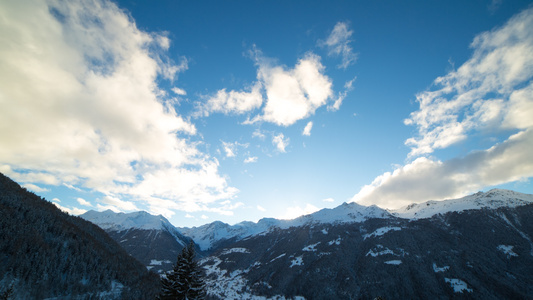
[392,188,533,219]
[198,189,533,299]
[180,202,392,251]
[81,209,192,274]
[0,173,159,299]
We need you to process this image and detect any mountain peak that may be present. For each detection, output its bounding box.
[81,210,171,231]
[392,189,533,219]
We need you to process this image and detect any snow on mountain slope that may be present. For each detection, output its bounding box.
[181,202,392,251]
[288,202,392,227]
[81,209,175,231]
[392,189,533,219]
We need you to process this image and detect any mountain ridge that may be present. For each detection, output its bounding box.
[83,189,533,252]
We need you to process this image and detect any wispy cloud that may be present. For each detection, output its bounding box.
[244,156,258,164]
[404,7,533,157]
[321,22,358,69]
[272,133,290,153]
[198,82,263,117]
[0,0,237,217]
[302,121,313,136]
[22,183,50,193]
[53,203,87,215]
[77,197,92,207]
[353,8,533,209]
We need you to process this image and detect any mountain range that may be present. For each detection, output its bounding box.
[81,188,533,299]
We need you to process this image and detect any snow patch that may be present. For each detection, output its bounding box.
[290,256,304,268]
[303,242,320,252]
[445,278,473,293]
[321,228,328,234]
[270,253,286,263]
[433,263,450,273]
[384,260,402,265]
[366,245,408,257]
[497,245,518,258]
[221,248,250,255]
[150,259,163,265]
[363,226,402,240]
[328,238,341,246]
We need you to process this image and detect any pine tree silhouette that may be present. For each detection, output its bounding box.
[159,242,206,299]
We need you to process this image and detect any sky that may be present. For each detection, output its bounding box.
[1,0,533,227]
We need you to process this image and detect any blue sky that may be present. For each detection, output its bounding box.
[1,0,532,227]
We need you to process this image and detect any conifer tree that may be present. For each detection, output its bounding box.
[159,242,206,300]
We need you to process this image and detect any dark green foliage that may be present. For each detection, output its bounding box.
[160,242,206,299]
[0,172,160,299]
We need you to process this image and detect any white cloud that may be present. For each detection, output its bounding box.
[244,156,258,164]
[63,183,83,192]
[53,202,87,215]
[22,183,50,193]
[0,0,236,217]
[221,141,249,158]
[353,129,533,209]
[77,197,92,207]
[272,133,289,153]
[199,82,263,117]
[201,215,209,220]
[354,8,533,209]
[99,195,139,211]
[222,141,236,158]
[279,203,319,220]
[204,48,335,127]
[404,7,533,157]
[322,22,358,69]
[328,76,356,112]
[302,121,313,136]
[185,213,194,218]
[257,205,266,212]
[251,52,334,126]
[322,198,334,203]
[52,198,61,203]
[172,87,187,96]
[252,129,266,140]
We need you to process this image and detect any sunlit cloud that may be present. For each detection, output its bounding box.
[0,0,237,217]
[77,197,92,207]
[22,183,50,193]
[53,202,88,215]
[244,156,258,164]
[272,133,289,153]
[302,121,313,136]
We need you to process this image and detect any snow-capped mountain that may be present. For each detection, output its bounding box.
[81,209,176,231]
[181,202,392,251]
[81,210,191,274]
[392,189,533,219]
[199,192,533,299]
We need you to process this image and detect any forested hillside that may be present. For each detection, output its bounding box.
[0,173,159,299]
